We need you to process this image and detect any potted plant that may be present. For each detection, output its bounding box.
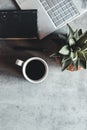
[50,24,87,71]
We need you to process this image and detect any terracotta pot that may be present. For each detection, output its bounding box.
[66,64,83,71]
[55,57,83,71]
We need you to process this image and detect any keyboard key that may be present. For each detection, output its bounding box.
[40,0,79,27]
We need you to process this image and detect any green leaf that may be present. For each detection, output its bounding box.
[59,45,69,55]
[74,29,80,41]
[78,51,86,61]
[81,44,87,51]
[61,58,72,71]
[77,31,87,44]
[67,24,74,37]
[70,52,78,61]
[61,56,71,63]
[84,40,87,44]
[84,52,87,60]
[79,60,86,69]
[70,51,75,59]
[73,60,78,70]
[74,29,82,41]
[69,38,75,46]
[82,51,86,60]
[50,52,60,57]
[78,29,82,36]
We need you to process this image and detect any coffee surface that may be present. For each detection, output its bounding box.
[26,60,46,80]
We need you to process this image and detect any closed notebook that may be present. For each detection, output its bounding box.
[0,10,38,39]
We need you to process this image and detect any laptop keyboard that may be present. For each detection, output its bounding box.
[40,0,79,27]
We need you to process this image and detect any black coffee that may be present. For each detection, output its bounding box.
[26,59,46,80]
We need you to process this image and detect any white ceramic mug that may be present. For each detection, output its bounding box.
[15,57,48,83]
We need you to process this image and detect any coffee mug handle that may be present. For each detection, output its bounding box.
[15,59,24,67]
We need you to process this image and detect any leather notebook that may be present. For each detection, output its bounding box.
[0,10,38,39]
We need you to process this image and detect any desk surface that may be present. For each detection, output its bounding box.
[0,0,87,130]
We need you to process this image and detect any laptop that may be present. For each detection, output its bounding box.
[14,0,87,39]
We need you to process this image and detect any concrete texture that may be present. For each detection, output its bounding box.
[0,0,87,130]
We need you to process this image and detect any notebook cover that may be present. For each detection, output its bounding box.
[0,10,38,39]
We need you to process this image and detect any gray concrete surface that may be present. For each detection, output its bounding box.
[0,0,87,130]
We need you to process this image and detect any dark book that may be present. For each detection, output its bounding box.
[0,10,38,39]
